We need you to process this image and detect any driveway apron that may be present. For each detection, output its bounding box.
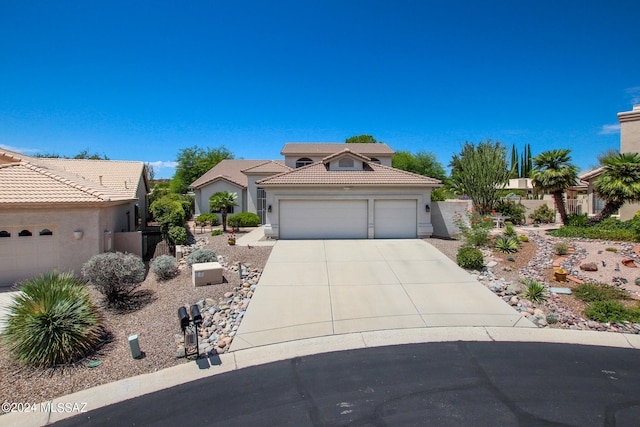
[230,239,535,351]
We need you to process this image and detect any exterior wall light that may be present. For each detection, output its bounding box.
[268,205,272,213]
[73,230,84,240]
[425,204,430,212]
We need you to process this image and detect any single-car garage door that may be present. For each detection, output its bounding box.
[279,200,368,239]
[0,227,58,286]
[374,200,417,238]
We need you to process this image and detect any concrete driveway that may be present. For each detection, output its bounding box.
[231,240,534,351]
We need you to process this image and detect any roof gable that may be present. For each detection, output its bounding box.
[190,160,279,189]
[257,156,442,187]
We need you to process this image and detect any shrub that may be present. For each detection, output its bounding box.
[518,234,529,242]
[211,229,223,236]
[456,247,484,269]
[82,252,146,307]
[185,248,218,266]
[196,213,219,226]
[227,215,242,230]
[150,255,179,281]
[150,197,185,229]
[566,213,588,227]
[574,283,629,303]
[530,204,555,224]
[503,223,517,237]
[496,200,527,225]
[585,300,640,323]
[168,225,188,246]
[554,242,569,255]
[227,212,261,227]
[522,279,547,303]
[494,236,519,254]
[453,210,492,247]
[2,272,103,367]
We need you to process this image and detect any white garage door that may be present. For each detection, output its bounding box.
[279,200,368,239]
[374,200,417,238]
[0,227,58,286]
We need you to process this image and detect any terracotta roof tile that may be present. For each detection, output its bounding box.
[281,143,395,156]
[258,161,442,186]
[241,160,290,174]
[190,160,281,188]
[0,162,127,205]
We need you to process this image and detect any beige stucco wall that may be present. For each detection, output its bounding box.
[618,105,640,220]
[194,181,245,216]
[431,200,473,238]
[283,154,393,169]
[262,185,434,238]
[0,202,139,286]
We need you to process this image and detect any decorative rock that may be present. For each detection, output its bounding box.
[580,262,598,272]
[486,261,498,268]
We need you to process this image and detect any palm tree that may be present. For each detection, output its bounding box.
[531,149,578,225]
[209,191,238,231]
[589,152,640,224]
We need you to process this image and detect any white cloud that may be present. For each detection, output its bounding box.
[0,144,40,154]
[599,124,621,135]
[147,160,177,169]
[627,86,640,105]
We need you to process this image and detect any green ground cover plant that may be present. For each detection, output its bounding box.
[456,246,484,269]
[2,272,104,367]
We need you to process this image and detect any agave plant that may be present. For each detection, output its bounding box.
[503,223,517,237]
[522,279,547,304]
[494,236,519,254]
[1,272,104,367]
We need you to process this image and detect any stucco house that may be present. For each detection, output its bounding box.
[565,104,640,220]
[191,142,442,239]
[0,148,150,286]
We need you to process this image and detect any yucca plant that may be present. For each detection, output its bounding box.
[494,236,519,254]
[522,279,547,304]
[503,223,517,237]
[1,272,104,367]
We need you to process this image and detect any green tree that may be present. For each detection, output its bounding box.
[509,145,519,179]
[392,151,447,181]
[589,152,640,224]
[209,191,238,231]
[345,134,379,144]
[450,140,510,215]
[73,150,110,160]
[531,149,578,225]
[171,146,234,194]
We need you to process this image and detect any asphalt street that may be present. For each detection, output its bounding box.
[53,341,640,426]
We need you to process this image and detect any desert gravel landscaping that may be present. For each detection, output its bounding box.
[0,228,272,406]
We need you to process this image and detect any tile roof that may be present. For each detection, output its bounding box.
[321,148,371,163]
[241,160,290,174]
[36,158,147,199]
[281,143,395,156]
[257,161,442,186]
[190,160,283,188]
[0,162,132,205]
[0,148,147,206]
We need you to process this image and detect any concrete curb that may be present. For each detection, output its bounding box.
[3,327,640,426]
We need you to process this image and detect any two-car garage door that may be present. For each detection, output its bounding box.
[278,199,417,239]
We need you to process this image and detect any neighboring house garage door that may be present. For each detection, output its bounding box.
[374,199,417,238]
[279,200,368,239]
[0,227,58,286]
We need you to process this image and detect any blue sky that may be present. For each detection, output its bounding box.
[1,1,639,178]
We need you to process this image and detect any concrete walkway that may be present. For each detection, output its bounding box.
[230,239,535,351]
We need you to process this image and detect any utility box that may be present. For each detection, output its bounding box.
[192,262,224,286]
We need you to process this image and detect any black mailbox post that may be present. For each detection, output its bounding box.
[178,305,202,359]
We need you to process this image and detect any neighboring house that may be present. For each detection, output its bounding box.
[190,160,290,222]
[567,105,640,220]
[0,148,150,286]
[191,142,441,239]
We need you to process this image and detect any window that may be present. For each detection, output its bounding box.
[18,229,32,237]
[338,158,354,168]
[257,188,267,224]
[0,230,10,238]
[370,157,380,164]
[295,157,313,168]
[39,229,53,236]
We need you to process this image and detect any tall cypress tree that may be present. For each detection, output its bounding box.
[510,144,519,179]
